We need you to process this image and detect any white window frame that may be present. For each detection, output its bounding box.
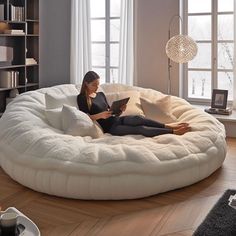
[91,0,120,83]
[182,0,235,104]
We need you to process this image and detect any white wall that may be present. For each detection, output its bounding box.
[135,0,180,96]
[39,0,71,87]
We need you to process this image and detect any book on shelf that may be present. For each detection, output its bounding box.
[10,4,24,21]
[0,46,13,63]
[0,70,19,88]
[4,29,25,35]
[0,4,4,21]
[26,58,37,65]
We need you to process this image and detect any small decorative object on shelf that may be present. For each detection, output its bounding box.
[0,22,8,33]
[9,88,19,98]
[26,58,37,65]
[205,107,232,115]
[4,29,25,35]
[211,89,228,110]
[205,89,231,115]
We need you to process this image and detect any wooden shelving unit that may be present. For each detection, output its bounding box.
[0,0,39,113]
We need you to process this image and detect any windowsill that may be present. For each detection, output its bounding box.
[193,105,236,123]
[192,104,236,138]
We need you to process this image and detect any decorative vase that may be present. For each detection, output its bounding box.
[9,88,19,98]
[0,22,9,33]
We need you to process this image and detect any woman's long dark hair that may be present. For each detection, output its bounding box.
[80,71,100,95]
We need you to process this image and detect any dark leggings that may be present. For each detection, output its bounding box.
[109,115,173,137]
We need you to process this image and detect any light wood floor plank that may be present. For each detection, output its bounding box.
[156,195,219,235]
[68,219,99,236]
[40,223,80,236]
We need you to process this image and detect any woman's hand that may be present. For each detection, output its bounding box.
[89,111,112,120]
[99,111,112,119]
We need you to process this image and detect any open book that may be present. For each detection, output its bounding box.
[110,97,130,115]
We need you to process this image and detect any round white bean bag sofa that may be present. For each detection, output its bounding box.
[0,84,227,200]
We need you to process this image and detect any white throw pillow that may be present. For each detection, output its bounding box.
[61,105,103,138]
[45,108,62,130]
[105,91,144,117]
[140,96,177,123]
[45,93,78,109]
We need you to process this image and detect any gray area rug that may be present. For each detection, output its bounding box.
[194,189,236,236]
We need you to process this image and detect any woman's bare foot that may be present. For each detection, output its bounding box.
[165,122,189,129]
[173,126,191,135]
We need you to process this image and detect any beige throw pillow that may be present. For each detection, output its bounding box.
[140,96,177,124]
[105,91,144,117]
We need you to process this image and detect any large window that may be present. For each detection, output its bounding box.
[90,0,121,84]
[184,0,234,101]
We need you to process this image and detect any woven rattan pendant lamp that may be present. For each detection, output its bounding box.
[166,15,198,94]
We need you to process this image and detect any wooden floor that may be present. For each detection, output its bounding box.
[1,138,236,236]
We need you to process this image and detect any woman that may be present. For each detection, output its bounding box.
[77,71,190,137]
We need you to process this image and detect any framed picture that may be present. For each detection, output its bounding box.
[211,89,228,109]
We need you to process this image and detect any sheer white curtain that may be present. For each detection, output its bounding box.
[118,0,134,85]
[70,0,91,84]
[233,4,236,108]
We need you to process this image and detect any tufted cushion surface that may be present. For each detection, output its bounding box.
[0,84,226,199]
